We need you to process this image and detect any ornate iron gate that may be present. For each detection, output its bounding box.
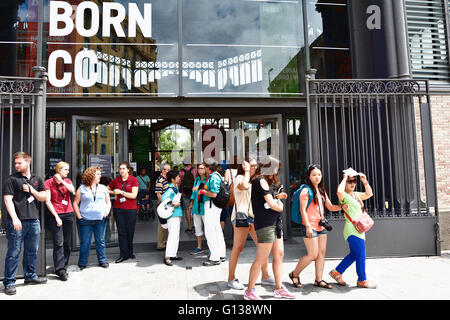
[0,67,48,279]
[305,69,440,256]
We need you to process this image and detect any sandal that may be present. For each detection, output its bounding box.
[171,256,183,261]
[289,271,304,288]
[164,258,173,266]
[314,280,333,289]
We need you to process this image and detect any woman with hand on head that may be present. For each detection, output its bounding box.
[244,156,294,300]
[44,161,76,281]
[329,170,376,289]
[288,164,345,290]
[73,166,111,270]
[108,162,139,263]
[227,158,274,290]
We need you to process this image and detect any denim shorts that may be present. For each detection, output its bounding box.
[299,224,328,238]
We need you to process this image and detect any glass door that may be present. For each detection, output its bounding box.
[71,116,128,247]
[229,114,289,236]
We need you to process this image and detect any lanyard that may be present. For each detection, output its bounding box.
[55,181,65,199]
[91,184,98,201]
[121,180,128,191]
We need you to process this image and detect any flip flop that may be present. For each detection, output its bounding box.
[289,271,304,288]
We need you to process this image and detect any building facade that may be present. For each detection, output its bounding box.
[1,0,449,271]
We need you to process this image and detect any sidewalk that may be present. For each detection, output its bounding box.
[1,239,450,300]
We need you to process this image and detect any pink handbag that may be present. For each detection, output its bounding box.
[343,195,374,233]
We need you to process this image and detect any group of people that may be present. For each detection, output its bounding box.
[1,151,376,299]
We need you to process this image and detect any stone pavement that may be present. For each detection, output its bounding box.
[1,239,450,300]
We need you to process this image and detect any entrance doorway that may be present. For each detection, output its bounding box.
[67,112,304,250]
[127,116,286,247]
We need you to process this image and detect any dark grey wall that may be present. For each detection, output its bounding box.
[348,0,411,79]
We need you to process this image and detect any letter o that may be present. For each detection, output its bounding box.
[75,50,99,87]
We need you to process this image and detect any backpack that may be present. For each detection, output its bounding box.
[181,167,195,196]
[291,184,314,225]
[208,172,230,209]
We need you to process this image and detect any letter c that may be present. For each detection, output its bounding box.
[48,50,72,88]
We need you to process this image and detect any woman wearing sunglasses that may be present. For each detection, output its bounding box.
[329,170,376,289]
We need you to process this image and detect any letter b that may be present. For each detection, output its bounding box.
[49,1,74,36]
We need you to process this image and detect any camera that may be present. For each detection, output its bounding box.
[319,218,333,231]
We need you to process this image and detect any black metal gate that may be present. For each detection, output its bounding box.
[305,69,440,257]
[0,68,48,279]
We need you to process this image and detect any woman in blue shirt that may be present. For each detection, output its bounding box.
[162,170,183,266]
[189,164,207,255]
[73,166,111,270]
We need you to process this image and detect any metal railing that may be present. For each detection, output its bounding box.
[0,68,47,237]
[305,69,438,220]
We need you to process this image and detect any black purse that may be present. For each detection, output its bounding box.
[235,194,251,228]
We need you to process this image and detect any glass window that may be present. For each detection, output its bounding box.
[0,0,39,77]
[307,0,351,79]
[44,0,179,96]
[182,0,305,97]
[45,120,66,178]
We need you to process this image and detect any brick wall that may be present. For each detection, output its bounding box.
[429,95,450,251]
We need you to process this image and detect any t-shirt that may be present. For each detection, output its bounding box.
[137,175,150,190]
[204,171,223,202]
[231,174,254,221]
[161,184,183,219]
[44,177,74,214]
[108,176,139,210]
[300,188,325,231]
[340,192,365,241]
[2,172,45,221]
[251,177,279,230]
[190,176,205,216]
[155,174,169,200]
[179,165,198,197]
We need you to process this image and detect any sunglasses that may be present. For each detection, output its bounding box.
[346,179,357,184]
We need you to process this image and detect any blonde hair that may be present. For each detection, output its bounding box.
[55,161,70,174]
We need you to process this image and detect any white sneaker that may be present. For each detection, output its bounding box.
[227,278,245,290]
[261,276,276,286]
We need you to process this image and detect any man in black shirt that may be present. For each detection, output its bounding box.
[2,152,47,295]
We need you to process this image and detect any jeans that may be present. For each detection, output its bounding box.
[48,212,74,275]
[335,235,367,281]
[77,218,107,267]
[3,219,41,287]
[113,208,137,259]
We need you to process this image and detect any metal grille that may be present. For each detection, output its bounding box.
[305,72,438,220]
[406,0,450,82]
[0,74,45,230]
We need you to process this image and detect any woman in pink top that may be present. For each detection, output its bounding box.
[288,164,345,289]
